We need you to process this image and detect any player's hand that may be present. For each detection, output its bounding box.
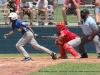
[4,34,9,39]
[88,36,93,41]
[34,33,38,38]
[55,39,63,45]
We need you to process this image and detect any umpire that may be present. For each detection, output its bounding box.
[79,9,100,58]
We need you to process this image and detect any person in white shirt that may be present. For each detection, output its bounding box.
[35,0,48,26]
[19,1,33,25]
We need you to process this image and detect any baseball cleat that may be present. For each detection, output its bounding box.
[97,54,100,58]
[80,53,88,58]
[21,57,33,61]
[51,52,57,60]
[58,55,68,59]
[74,54,81,59]
[74,56,80,59]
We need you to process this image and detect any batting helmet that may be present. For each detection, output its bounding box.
[8,12,18,20]
[56,22,66,32]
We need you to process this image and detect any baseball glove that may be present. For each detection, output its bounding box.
[55,39,63,45]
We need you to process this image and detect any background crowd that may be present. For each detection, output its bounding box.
[0,0,100,26]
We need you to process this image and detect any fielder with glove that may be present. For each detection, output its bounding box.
[55,22,81,59]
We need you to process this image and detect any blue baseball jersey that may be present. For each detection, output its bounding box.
[11,19,29,35]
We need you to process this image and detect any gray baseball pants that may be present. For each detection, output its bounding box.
[68,37,81,47]
[16,31,54,58]
[79,35,100,54]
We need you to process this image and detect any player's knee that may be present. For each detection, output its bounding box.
[62,7,66,11]
[63,43,70,50]
[30,9,33,13]
[16,44,20,48]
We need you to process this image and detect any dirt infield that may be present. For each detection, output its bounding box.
[0,56,100,75]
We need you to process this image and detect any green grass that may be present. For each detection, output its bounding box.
[0,53,49,57]
[0,53,98,57]
[27,62,100,75]
[0,53,97,57]
[0,53,99,75]
[54,6,78,22]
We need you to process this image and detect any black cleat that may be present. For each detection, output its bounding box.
[80,53,88,58]
[21,57,33,61]
[97,54,100,58]
[51,52,57,60]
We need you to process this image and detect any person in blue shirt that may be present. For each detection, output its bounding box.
[4,12,56,61]
[79,9,100,58]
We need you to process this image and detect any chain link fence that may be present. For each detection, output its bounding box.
[56,0,95,23]
[0,0,96,25]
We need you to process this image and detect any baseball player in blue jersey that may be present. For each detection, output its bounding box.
[79,9,100,58]
[4,12,56,61]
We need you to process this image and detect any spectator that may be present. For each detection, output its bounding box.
[19,1,33,25]
[80,0,86,5]
[62,0,81,25]
[4,0,20,14]
[94,0,100,25]
[92,0,96,5]
[3,0,20,25]
[15,0,20,13]
[47,0,57,10]
[35,0,48,26]
[0,0,8,25]
[6,0,16,13]
[79,9,100,58]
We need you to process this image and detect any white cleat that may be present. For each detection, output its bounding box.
[35,22,39,26]
[44,22,48,26]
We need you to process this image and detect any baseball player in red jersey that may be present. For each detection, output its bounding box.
[55,22,81,59]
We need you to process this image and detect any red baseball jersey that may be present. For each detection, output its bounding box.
[64,0,80,8]
[16,0,20,6]
[60,29,79,43]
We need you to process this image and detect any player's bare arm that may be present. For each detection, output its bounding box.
[55,34,64,45]
[26,26,34,34]
[88,29,99,40]
[72,0,80,8]
[4,28,14,38]
[58,34,64,40]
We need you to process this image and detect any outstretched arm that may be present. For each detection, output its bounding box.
[4,28,14,38]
